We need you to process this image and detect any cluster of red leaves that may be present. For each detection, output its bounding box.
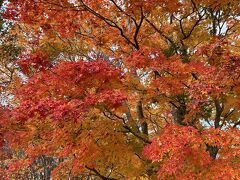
[16,59,126,102]
[143,124,210,179]
[17,50,52,74]
[12,59,127,127]
[203,128,240,157]
[0,108,11,149]
[4,0,82,37]
[143,124,240,179]
[12,98,83,122]
[188,39,240,108]
[1,59,127,177]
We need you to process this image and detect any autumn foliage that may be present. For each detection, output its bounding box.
[0,0,239,179]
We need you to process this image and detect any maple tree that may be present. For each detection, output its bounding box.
[0,0,239,179]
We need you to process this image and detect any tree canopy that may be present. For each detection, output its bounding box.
[0,0,240,179]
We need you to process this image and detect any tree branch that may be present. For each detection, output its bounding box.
[123,125,151,144]
[86,166,117,180]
